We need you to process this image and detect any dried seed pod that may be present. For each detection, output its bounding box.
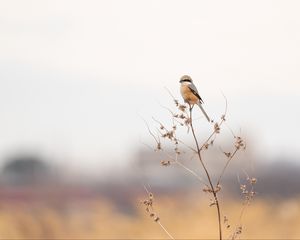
[160,160,171,166]
[250,177,257,185]
[157,142,162,150]
[178,104,186,112]
[224,152,231,158]
[215,184,222,193]
[214,123,220,133]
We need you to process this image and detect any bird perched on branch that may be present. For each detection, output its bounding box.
[179,75,210,122]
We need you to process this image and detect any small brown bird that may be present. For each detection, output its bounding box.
[179,75,210,122]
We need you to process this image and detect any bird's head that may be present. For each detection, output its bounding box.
[179,75,192,83]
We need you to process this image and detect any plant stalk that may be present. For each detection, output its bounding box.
[189,106,222,240]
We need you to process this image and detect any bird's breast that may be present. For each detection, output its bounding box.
[180,85,199,104]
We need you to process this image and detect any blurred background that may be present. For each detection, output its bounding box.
[1,0,300,239]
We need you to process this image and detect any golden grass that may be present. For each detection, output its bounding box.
[0,195,299,239]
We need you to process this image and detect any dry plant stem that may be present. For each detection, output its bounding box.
[200,115,225,151]
[189,106,222,240]
[143,187,175,240]
[217,148,239,186]
[238,174,256,223]
[163,151,209,187]
[175,159,209,187]
[154,106,197,153]
[174,153,209,187]
[200,93,227,151]
[143,118,160,146]
[176,138,197,153]
[157,221,175,240]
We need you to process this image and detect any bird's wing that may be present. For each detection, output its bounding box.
[188,83,204,104]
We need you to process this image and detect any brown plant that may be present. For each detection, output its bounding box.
[142,89,256,240]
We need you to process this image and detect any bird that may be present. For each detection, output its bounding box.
[179,75,210,122]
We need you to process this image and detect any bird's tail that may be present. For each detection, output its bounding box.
[197,102,210,122]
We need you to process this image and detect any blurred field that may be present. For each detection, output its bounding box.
[0,194,299,239]
[0,152,299,239]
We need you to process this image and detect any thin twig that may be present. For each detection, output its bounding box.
[164,87,177,102]
[217,148,239,186]
[157,221,175,240]
[224,121,236,138]
[176,138,197,153]
[152,117,166,129]
[139,138,155,151]
[200,94,228,151]
[163,151,209,187]
[142,117,160,145]
[153,113,196,153]
[143,186,175,240]
[174,153,209,187]
[175,160,208,186]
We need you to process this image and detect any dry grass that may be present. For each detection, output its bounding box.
[0,195,299,239]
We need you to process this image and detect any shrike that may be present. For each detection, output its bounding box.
[179,75,210,122]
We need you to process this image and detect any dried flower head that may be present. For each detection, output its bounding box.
[178,104,186,112]
[149,192,153,199]
[174,99,179,106]
[203,143,209,150]
[214,123,220,133]
[215,184,222,193]
[156,142,162,151]
[240,184,247,193]
[209,199,216,207]
[180,113,186,119]
[203,186,213,193]
[174,147,180,155]
[160,160,171,166]
[236,225,242,235]
[184,117,191,125]
[235,136,245,150]
[224,215,230,229]
[249,177,257,185]
[224,151,232,158]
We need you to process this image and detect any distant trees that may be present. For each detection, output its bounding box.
[1,153,53,185]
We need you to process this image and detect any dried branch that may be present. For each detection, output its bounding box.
[200,94,228,151]
[142,186,175,240]
[189,106,223,240]
[162,151,209,188]
[217,148,239,186]
[142,87,254,240]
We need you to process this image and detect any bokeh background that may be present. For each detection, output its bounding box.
[1,0,300,239]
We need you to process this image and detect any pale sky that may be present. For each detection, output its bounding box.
[0,1,300,173]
